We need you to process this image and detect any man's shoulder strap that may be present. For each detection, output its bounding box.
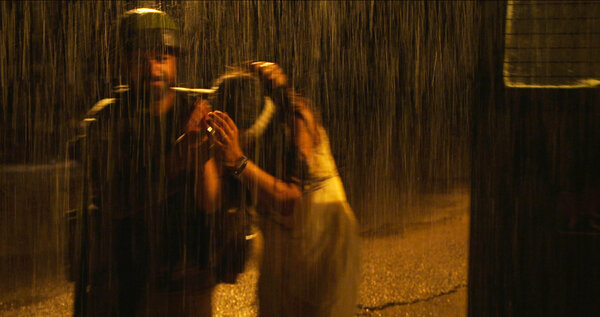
[67,98,117,160]
[78,97,119,132]
[83,98,117,121]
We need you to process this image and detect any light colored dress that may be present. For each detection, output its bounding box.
[257,126,359,317]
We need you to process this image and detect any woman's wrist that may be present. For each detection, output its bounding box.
[229,155,249,177]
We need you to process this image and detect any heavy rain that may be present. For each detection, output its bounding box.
[1,1,598,316]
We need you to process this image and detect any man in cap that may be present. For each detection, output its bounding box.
[72,8,219,316]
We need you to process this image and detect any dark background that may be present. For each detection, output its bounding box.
[0,0,474,210]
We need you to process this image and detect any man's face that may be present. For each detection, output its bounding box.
[125,49,177,101]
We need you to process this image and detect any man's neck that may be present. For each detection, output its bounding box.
[149,89,176,117]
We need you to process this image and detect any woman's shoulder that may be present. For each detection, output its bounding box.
[290,92,320,143]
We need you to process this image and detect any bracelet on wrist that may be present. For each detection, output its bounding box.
[231,155,249,177]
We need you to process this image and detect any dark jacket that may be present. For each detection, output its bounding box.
[71,89,216,316]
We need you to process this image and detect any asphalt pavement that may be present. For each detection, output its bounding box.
[0,189,469,317]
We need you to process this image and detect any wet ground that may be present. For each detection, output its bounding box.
[0,189,469,316]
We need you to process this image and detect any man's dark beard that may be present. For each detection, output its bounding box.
[131,76,170,103]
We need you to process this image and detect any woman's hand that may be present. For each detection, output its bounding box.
[245,61,288,91]
[207,111,244,166]
[243,61,291,109]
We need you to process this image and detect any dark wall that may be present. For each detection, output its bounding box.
[470,2,600,316]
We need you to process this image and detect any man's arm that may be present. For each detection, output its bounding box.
[173,98,222,213]
[198,157,221,213]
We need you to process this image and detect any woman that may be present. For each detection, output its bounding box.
[204,62,359,317]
